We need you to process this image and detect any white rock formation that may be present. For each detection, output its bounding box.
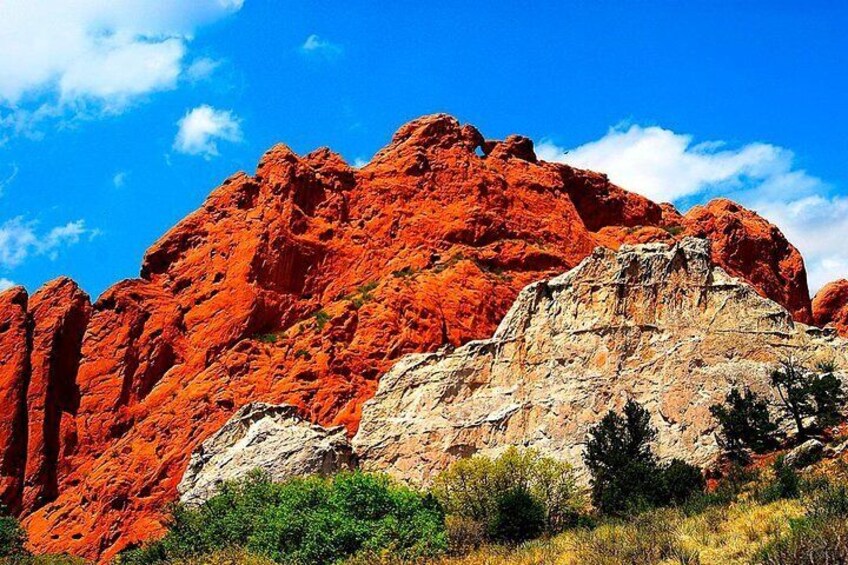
[352,238,848,484]
[178,402,355,505]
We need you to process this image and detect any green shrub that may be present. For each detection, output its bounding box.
[584,400,704,516]
[488,488,545,544]
[0,509,27,559]
[443,515,485,555]
[119,471,446,565]
[313,310,331,330]
[757,457,801,503]
[660,459,706,506]
[807,480,848,520]
[710,386,781,459]
[432,447,583,543]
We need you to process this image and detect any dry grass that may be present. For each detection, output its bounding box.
[343,498,803,565]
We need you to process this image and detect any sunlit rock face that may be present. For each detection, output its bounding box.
[353,238,846,484]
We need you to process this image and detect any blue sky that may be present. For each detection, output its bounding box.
[0,1,846,297]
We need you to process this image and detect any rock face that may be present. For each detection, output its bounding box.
[814,279,848,338]
[353,239,847,484]
[177,403,355,506]
[0,115,817,559]
[683,199,813,324]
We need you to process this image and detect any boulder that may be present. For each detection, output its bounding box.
[784,439,825,469]
[177,403,355,506]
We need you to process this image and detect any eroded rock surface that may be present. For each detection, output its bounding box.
[178,403,355,506]
[353,239,847,484]
[814,279,848,338]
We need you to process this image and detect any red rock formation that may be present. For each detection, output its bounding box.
[0,287,29,514]
[813,279,848,337]
[22,279,91,512]
[0,115,816,559]
[682,199,813,324]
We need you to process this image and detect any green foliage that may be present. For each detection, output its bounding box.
[432,447,583,543]
[663,225,684,236]
[770,357,846,437]
[391,267,417,278]
[256,333,279,344]
[0,508,27,559]
[348,281,378,309]
[757,456,801,503]
[488,488,545,544]
[584,400,704,515]
[660,459,706,506]
[313,310,331,330]
[710,386,782,459]
[119,472,446,565]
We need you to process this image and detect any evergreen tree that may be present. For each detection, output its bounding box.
[710,386,781,459]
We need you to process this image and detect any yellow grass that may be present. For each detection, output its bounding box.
[344,498,804,565]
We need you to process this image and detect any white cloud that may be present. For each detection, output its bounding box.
[300,34,342,58]
[353,158,369,169]
[186,57,222,82]
[113,171,128,188]
[0,217,89,268]
[537,125,795,203]
[541,124,845,293]
[0,1,244,128]
[0,278,15,291]
[173,105,242,159]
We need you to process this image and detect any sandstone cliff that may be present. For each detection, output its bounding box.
[353,239,847,483]
[0,115,819,558]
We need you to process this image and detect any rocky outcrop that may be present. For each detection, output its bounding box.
[0,115,819,559]
[682,199,813,324]
[177,403,354,506]
[0,287,29,514]
[353,239,847,484]
[814,279,848,338]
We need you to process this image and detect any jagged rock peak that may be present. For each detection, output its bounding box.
[353,238,846,485]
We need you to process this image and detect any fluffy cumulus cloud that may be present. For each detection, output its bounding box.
[538,125,846,293]
[0,0,244,127]
[0,278,14,291]
[0,217,89,269]
[173,105,242,159]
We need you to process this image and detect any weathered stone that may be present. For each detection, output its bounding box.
[784,439,825,469]
[353,238,847,484]
[177,403,355,506]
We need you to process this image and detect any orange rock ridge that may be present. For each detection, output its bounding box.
[0,114,821,559]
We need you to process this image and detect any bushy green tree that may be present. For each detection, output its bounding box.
[0,507,27,559]
[432,447,583,543]
[584,400,704,515]
[488,488,545,543]
[119,471,445,565]
[710,386,782,459]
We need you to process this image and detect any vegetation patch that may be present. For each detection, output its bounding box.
[117,472,446,565]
